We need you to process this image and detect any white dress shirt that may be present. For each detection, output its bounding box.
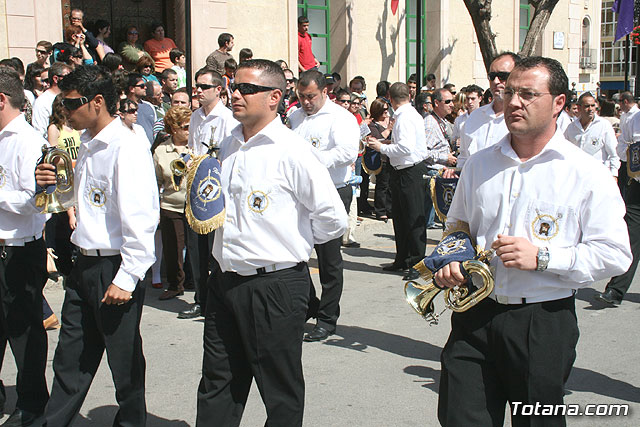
[619,104,638,147]
[288,99,359,186]
[424,113,452,170]
[446,132,631,303]
[31,90,57,137]
[619,105,640,162]
[564,115,620,176]
[379,102,428,168]
[451,111,468,144]
[457,102,508,169]
[188,100,239,156]
[0,115,47,241]
[71,118,159,292]
[213,118,348,275]
[556,110,574,133]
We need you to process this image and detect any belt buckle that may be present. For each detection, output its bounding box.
[496,295,509,305]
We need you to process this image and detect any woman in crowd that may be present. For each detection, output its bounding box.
[367,98,393,222]
[93,19,115,55]
[152,106,193,300]
[24,63,48,103]
[118,25,150,71]
[348,92,364,124]
[143,22,178,73]
[118,99,147,140]
[136,56,160,84]
[64,25,95,66]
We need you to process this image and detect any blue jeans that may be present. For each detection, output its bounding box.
[424,168,438,227]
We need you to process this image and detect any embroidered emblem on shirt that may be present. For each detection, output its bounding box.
[309,137,320,148]
[0,165,6,189]
[531,210,562,241]
[88,187,106,207]
[196,174,222,204]
[436,238,467,256]
[247,190,269,213]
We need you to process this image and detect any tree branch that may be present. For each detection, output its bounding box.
[519,0,560,56]
[463,0,498,72]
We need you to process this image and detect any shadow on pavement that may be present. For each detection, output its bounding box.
[403,365,441,394]
[322,324,442,362]
[576,287,640,310]
[567,367,640,403]
[143,287,194,315]
[75,405,190,426]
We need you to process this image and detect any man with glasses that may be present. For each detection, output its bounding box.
[288,69,359,342]
[35,65,158,426]
[32,62,71,137]
[125,73,156,144]
[31,41,52,68]
[435,56,631,426]
[180,68,239,320]
[196,59,346,427]
[444,52,520,177]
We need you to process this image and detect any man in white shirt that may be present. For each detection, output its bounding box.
[31,62,71,136]
[196,59,347,427]
[36,65,159,426]
[435,57,631,426]
[615,91,638,193]
[180,67,239,320]
[368,82,428,280]
[288,70,359,342]
[564,92,620,177]
[444,52,520,177]
[451,84,482,148]
[0,67,49,426]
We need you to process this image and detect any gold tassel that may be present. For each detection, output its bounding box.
[412,260,433,282]
[429,176,448,224]
[184,155,226,234]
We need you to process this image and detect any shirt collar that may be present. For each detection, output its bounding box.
[80,117,121,145]
[303,97,332,118]
[230,116,282,147]
[495,130,568,164]
[394,103,413,115]
[0,114,28,138]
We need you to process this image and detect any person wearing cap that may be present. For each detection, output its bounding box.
[288,69,359,342]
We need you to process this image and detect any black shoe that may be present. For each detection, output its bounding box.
[342,241,361,248]
[594,289,622,306]
[1,408,44,427]
[382,263,406,272]
[303,326,332,342]
[178,303,202,319]
[402,268,421,281]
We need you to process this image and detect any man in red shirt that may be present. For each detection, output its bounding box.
[298,16,320,73]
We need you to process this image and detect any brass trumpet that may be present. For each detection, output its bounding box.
[170,157,188,191]
[404,250,495,325]
[35,145,75,214]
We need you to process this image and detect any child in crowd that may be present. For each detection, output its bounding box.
[239,48,253,63]
[223,58,237,102]
[170,48,187,88]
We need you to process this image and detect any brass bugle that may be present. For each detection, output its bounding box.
[35,145,75,214]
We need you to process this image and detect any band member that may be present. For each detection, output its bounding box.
[0,67,49,426]
[196,59,347,426]
[288,69,359,342]
[35,65,159,426]
[434,57,631,426]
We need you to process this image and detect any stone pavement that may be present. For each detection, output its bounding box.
[1,217,638,426]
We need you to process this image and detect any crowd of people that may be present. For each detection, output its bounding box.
[0,8,637,427]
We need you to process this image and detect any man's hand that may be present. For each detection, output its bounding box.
[447,153,457,167]
[434,262,467,289]
[442,168,458,179]
[367,138,382,152]
[68,208,77,230]
[101,284,133,305]
[491,234,538,270]
[35,163,57,187]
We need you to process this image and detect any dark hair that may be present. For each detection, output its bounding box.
[58,46,82,65]
[194,67,224,88]
[578,92,595,104]
[298,16,309,25]
[218,33,233,48]
[464,84,484,98]
[620,91,635,103]
[376,81,390,98]
[237,59,286,92]
[150,21,164,34]
[173,87,189,96]
[331,72,341,82]
[493,51,521,65]
[50,62,72,81]
[443,83,455,91]
[161,68,178,81]
[24,63,46,93]
[426,73,436,81]
[0,58,24,76]
[127,72,144,91]
[118,98,137,114]
[335,88,350,99]
[112,69,129,95]
[298,69,326,90]
[59,65,118,115]
[431,88,450,102]
[414,92,431,116]
[369,98,388,121]
[407,73,417,84]
[239,48,253,62]
[0,67,25,109]
[169,48,184,64]
[101,53,122,72]
[49,94,67,128]
[482,88,493,105]
[224,58,237,71]
[512,56,568,97]
[36,40,53,52]
[145,80,158,98]
[389,82,411,102]
[599,98,616,117]
[135,56,155,73]
[94,19,110,35]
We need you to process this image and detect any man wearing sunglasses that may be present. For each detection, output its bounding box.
[179,68,239,320]
[35,65,159,426]
[125,73,157,144]
[444,52,519,178]
[196,59,347,427]
[288,69,359,342]
[31,62,71,137]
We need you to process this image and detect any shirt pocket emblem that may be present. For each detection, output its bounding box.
[309,137,320,148]
[0,165,6,189]
[86,178,109,209]
[583,137,603,155]
[247,190,269,214]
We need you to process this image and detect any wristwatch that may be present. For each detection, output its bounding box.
[536,247,550,271]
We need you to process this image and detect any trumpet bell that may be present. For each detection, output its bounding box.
[404,280,443,323]
[36,146,75,214]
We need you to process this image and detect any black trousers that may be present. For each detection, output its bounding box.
[197,263,310,427]
[160,209,186,292]
[185,227,215,308]
[438,296,579,427]
[604,179,640,300]
[309,185,351,331]
[46,255,146,427]
[374,162,393,218]
[389,162,428,268]
[0,238,48,413]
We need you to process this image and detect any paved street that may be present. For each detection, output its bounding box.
[1,217,638,426]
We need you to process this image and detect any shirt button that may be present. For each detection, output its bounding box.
[512,192,519,198]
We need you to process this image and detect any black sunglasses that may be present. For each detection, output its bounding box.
[135,83,146,89]
[488,71,510,81]
[196,83,217,91]
[128,31,139,35]
[230,82,278,95]
[124,108,138,114]
[36,49,49,55]
[442,99,453,104]
[62,95,95,111]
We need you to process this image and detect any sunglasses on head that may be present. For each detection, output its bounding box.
[62,95,96,111]
[195,83,217,91]
[230,82,278,95]
[488,71,510,81]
